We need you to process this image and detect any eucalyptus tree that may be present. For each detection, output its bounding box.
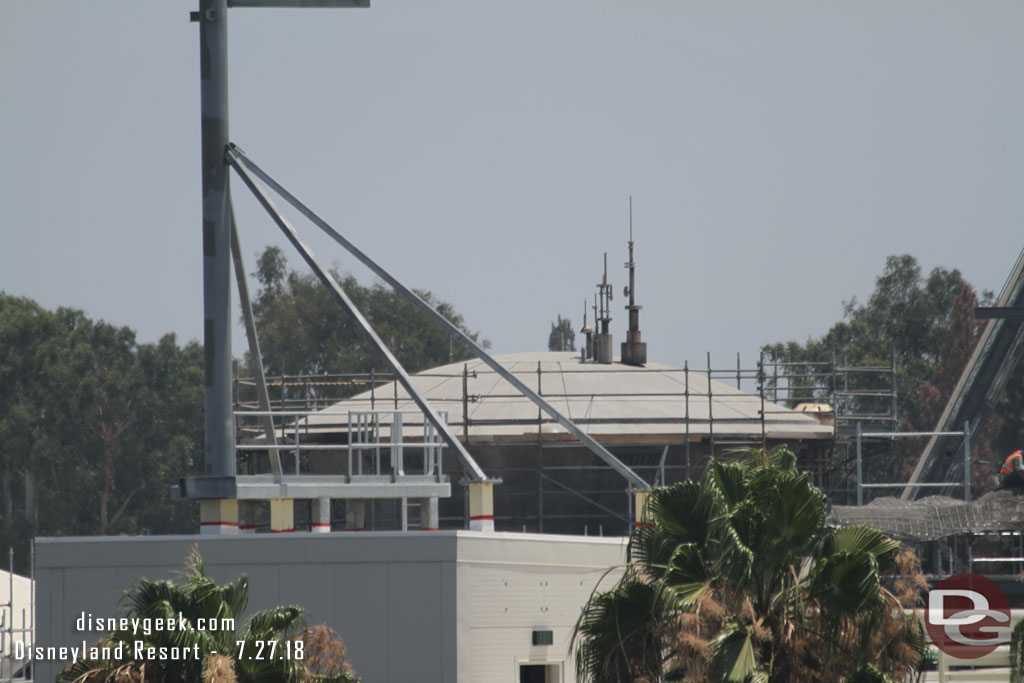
[761,253,999,486]
[250,246,487,381]
[548,315,576,352]
[0,293,204,571]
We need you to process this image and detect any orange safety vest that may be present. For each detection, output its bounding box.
[1001,450,1023,475]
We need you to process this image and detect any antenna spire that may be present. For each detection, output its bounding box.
[580,298,594,361]
[621,197,647,366]
[594,252,614,363]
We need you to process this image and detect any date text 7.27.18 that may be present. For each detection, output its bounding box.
[235,640,304,660]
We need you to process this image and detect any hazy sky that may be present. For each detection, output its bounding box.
[3,1,1022,381]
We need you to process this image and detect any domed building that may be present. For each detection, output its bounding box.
[299,351,833,535]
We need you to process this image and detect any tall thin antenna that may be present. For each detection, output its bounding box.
[594,252,614,363]
[629,195,633,242]
[621,196,647,366]
[580,297,594,361]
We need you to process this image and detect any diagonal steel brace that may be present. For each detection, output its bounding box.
[227,143,649,490]
[227,147,489,482]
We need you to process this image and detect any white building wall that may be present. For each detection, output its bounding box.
[32,532,625,683]
[455,534,626,682]
[1,568,34,679]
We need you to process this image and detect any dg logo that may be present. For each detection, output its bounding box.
[926,574,1011,659]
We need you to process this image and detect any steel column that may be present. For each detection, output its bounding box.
[198,0,235,477]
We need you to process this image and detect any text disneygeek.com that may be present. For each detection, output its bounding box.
[14,611,304,663]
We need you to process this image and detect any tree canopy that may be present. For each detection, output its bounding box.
[0,293,202,572]
[760,254,1017,489]
[249,246,488,379]
[547,315,576,352]
[0,249,490,572]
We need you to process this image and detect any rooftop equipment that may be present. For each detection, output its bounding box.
[580,299,594,361]
[620,198,647,366]
[594,253,614,363]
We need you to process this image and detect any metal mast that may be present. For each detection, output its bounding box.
[594,253,614,363]
[197,0,234,477]
[189,0,369,535]
[620,197,646,366]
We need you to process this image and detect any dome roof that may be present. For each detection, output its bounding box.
[306,351,831,443]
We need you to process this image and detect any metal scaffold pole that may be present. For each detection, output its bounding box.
[856,422,863,506]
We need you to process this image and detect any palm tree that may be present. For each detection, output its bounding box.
[59,549,358,683]
[572,447,927,682]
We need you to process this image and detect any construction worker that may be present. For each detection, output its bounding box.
[1000,450,1024,487]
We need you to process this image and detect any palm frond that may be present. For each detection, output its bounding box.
[707,617,759,683]
[824,525,900,573]
[572,578,665,683]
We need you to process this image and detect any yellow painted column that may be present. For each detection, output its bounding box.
[200,499,239,535]
[633,490,650,529]
[468,482,494,532]
[269,499,294,533]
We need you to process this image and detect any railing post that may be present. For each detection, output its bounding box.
[391,411,404,477]
[856,422,863,506]
[294,415,300,475]
[424,417,433,475]
[684,360,690,479]
[374,413,381,475]
[347,411,353,480]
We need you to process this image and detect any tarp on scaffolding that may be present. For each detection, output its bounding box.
[830,489,1024,542]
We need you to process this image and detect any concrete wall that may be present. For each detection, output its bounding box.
[33,531,625,683]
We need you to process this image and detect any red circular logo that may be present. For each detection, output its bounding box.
[925,574,1010,659]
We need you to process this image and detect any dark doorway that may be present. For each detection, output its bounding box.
[519,664,547,683]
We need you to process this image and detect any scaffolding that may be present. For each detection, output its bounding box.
[1,548,33,683]
[855,423,972,505]
[760,349,899,502]
[231,350,903,533]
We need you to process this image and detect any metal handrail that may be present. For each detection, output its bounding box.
[234,408,447,481]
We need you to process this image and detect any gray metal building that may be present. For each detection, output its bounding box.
[33,532,625,683]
